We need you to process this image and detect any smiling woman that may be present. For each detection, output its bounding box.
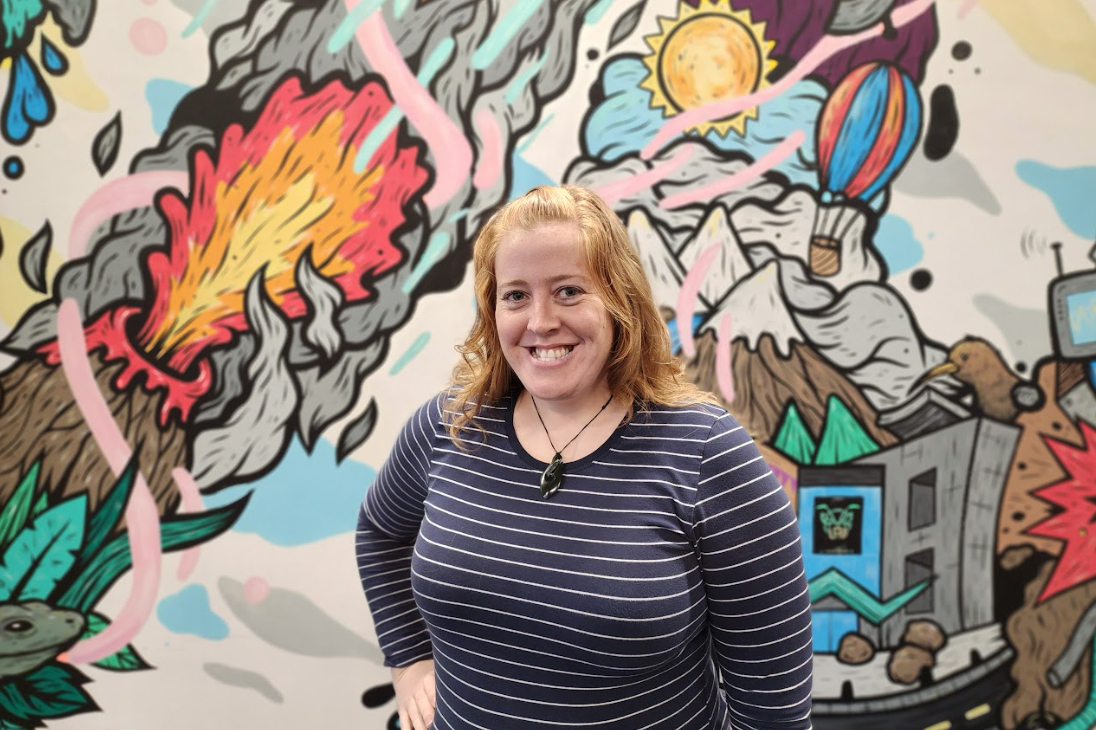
[355,185,815,730]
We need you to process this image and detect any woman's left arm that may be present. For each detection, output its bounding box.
[693,412,815,730]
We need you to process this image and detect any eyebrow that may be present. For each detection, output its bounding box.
[497,273,591,289]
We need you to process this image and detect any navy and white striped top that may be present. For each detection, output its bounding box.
[356,391,813,729]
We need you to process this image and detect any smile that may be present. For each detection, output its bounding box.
[529,346,574,361]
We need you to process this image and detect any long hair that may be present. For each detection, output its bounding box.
[448,185,715,445]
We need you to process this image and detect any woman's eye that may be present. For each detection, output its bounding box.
[502,291,526,302]
[558,286,581,299]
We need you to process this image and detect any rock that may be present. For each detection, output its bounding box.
[888,645,934,685]
[902,620,946,653]
[837,633,875,665]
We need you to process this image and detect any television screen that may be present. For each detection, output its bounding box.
[1067,290,1096,346]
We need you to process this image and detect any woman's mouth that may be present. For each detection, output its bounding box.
[529,346,574,361]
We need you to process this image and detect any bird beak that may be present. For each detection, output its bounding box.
[913,361,959,388]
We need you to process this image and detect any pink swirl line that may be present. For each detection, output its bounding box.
[56,299,163,664]
[715,313,736,404]
[676,244,720,359]
[172,467,204,581]
[640,0,938,159]
[595,145,695,206]
[69,171,190,258]
[357,11,472,210]
[473,108,503,190]
[660,131,805,210]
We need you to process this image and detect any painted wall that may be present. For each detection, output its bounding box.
[0,0,1094,728]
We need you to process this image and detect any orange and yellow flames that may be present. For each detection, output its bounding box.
[138,77,430,373]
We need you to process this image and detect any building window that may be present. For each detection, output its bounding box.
[813,497,864,555]
[908,468,937,531]
[905,549,934,614]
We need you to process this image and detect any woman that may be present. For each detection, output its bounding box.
[356,185,813,729]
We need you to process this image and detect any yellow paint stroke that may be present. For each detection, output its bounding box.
[0,217,65,327]
[145,111,382,359]
[37,18,109,112]
[958,0,1096,86]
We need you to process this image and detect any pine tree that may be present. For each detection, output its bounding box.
[773,402,817,464]
[814,395,880,465]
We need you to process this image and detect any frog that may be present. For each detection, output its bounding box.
[0,601,86,679]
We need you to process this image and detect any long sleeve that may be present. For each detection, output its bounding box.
[693,411,814,730]
[355,394,442,668]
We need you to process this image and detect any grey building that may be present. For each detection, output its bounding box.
[802,416,1019,649]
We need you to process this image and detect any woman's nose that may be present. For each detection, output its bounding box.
[529,298,559,333]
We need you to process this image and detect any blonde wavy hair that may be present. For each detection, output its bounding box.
[447,185,716,445]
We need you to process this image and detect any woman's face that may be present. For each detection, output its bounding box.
[494,222,614,410]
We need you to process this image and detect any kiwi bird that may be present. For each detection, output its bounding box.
[914,338,1043,423]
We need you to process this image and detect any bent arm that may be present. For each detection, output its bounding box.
[356,395,443,668]
[695,413,814,729]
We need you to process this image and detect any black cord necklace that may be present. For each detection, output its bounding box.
[529,392,614,499]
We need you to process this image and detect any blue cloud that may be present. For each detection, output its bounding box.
[582,55,825,186]
[202,438,377,547]
[874,214,924,275]
[157,584,229,640]
[1016,160,1096,239]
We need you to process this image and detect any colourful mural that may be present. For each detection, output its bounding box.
[0,0,1095,727]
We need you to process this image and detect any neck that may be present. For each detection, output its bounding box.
[521,388,613,425]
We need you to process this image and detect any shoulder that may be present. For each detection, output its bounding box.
[635,400,736,432]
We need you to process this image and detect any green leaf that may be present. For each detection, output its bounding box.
[30,492,49,519]
[0,720,31,730]
[78,456,138,571]
[0,663,96,721]
[79,613,152,672]
[0,463,40,552]
[79,613,107,640]
[58,494,250,612]
[92,644,151,672]
[0,495,88,601]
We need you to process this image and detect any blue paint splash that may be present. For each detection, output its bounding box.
[157,584,229,640]
[509,152,554,201]
[145,78,194,135]
[1016,160,1096,239]
[182,0,221,38]
[389,332,431,375]
[873,214,924,275]
[3,52,53,144]
[201,439,377,547]
[40,37,67,75]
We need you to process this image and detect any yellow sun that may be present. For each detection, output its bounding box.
[640,0,777,137]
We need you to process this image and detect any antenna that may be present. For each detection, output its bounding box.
[1051,241,1064,277]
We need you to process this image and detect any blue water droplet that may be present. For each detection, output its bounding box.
[3,156,24,180]
[41,37,69,75]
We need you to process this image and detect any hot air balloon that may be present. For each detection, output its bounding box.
[810,62,922,277]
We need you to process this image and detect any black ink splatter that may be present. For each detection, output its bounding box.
[910,269,933,291]
[924,85,959,161]
[952,41,972,61]
[587,49,599,61]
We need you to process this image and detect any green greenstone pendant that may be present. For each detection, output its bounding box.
[540,453,563,498]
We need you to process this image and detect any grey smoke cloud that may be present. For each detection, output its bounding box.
[2,0,599,494]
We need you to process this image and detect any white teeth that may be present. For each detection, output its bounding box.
[532,346,572,360]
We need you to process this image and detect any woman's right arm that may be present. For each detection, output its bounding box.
[356,395,443,725]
